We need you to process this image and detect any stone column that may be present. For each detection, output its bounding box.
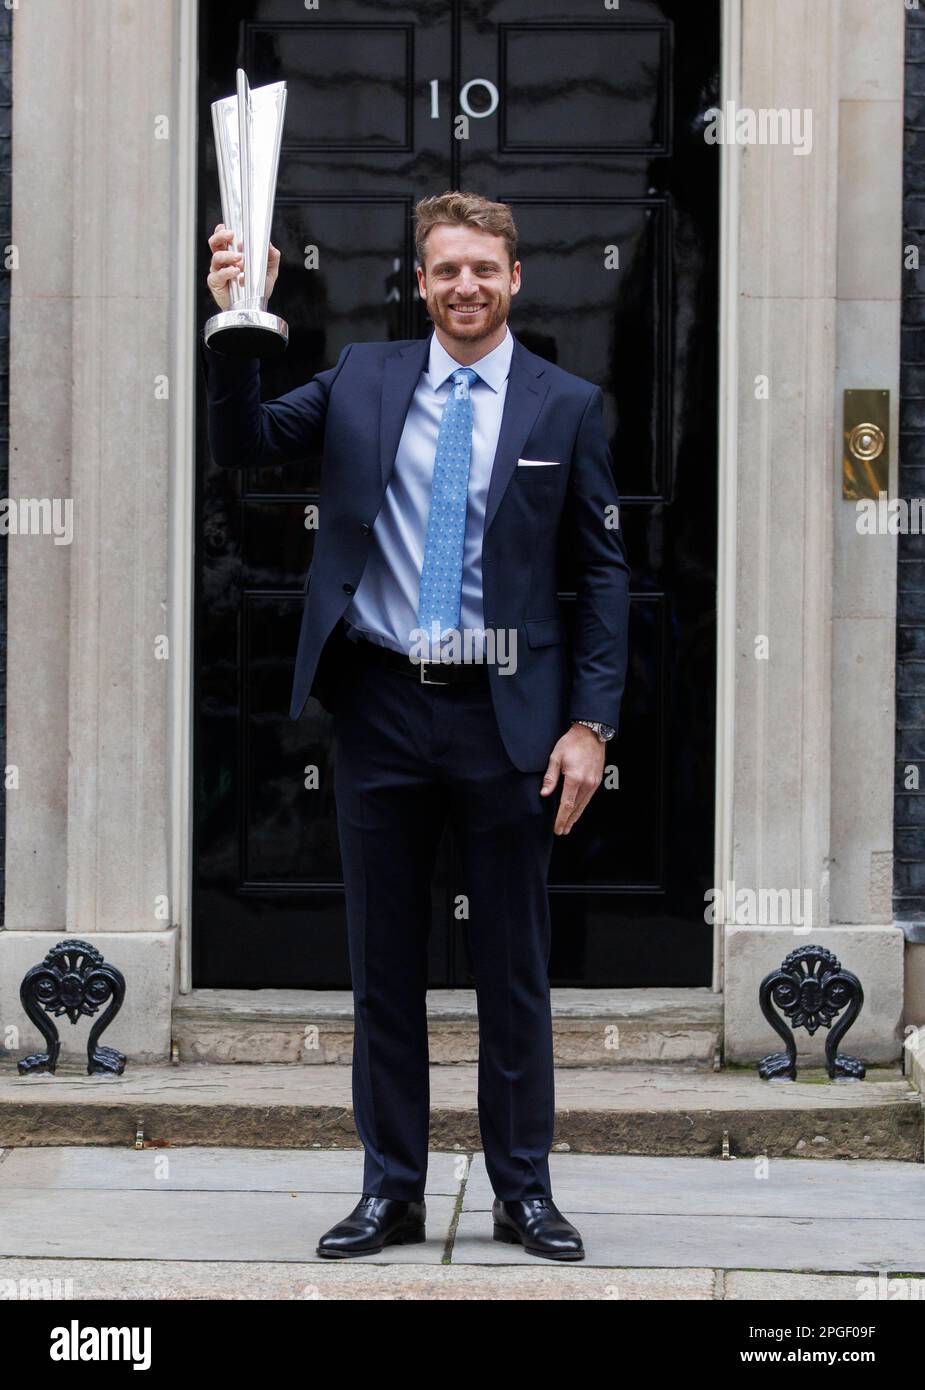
[1,0,183,1062]
[724,0,904,1062]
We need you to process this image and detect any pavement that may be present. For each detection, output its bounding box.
[1,1145,924,1300]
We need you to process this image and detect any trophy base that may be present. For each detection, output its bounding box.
[204,308,289,358]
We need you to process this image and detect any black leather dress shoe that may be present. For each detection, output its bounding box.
[316,1195,426,1258]
[492,1198,585,1261]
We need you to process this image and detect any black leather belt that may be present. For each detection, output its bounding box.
[351,634,491,686]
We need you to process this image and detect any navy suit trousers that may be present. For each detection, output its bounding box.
[331,631,558,1202]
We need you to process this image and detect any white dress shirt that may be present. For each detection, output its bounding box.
[343,327,514,660]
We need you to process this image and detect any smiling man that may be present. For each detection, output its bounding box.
[422,210,516,347]
[201,191,631,1263]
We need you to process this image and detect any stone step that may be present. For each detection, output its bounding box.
[1,1062,920,1160]
[171,987,723,1067]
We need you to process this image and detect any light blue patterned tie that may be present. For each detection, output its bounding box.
[417,366,479,641]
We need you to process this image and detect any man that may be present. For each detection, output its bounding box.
[201,191,630,1262]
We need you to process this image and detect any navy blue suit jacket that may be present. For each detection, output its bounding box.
[200,329,631,773]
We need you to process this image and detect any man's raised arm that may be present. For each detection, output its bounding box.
[199,221,350,469]
[199,330,351,470]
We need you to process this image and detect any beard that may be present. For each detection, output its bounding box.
[426,288,511,344]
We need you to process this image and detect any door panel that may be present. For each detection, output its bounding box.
[454,0,718,985]
[498,23,670,153]
[194,0,719,988]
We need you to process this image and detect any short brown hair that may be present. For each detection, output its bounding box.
[414,191,518,270]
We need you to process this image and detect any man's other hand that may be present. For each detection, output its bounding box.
[540,724,606,835]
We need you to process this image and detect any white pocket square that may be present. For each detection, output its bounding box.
[517,458,560,467]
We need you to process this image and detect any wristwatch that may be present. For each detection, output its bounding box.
[572,719,616,743]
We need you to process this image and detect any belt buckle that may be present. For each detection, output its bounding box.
[419,659,449,686]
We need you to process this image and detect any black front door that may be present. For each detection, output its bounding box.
[193,0,719,988]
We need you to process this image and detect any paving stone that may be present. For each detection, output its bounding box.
[724,1270,925,1300]
[457,1153,925,1270]
[0,1189,457,1265]
[451,1211,925,1271]
[0,1258,716,1301]
[464,1152,925,1218]
[0,1146,462,1195]
[1,1258,911,1301]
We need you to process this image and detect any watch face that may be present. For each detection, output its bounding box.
[574,719,615,741]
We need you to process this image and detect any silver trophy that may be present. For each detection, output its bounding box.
[205,69,289,357]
